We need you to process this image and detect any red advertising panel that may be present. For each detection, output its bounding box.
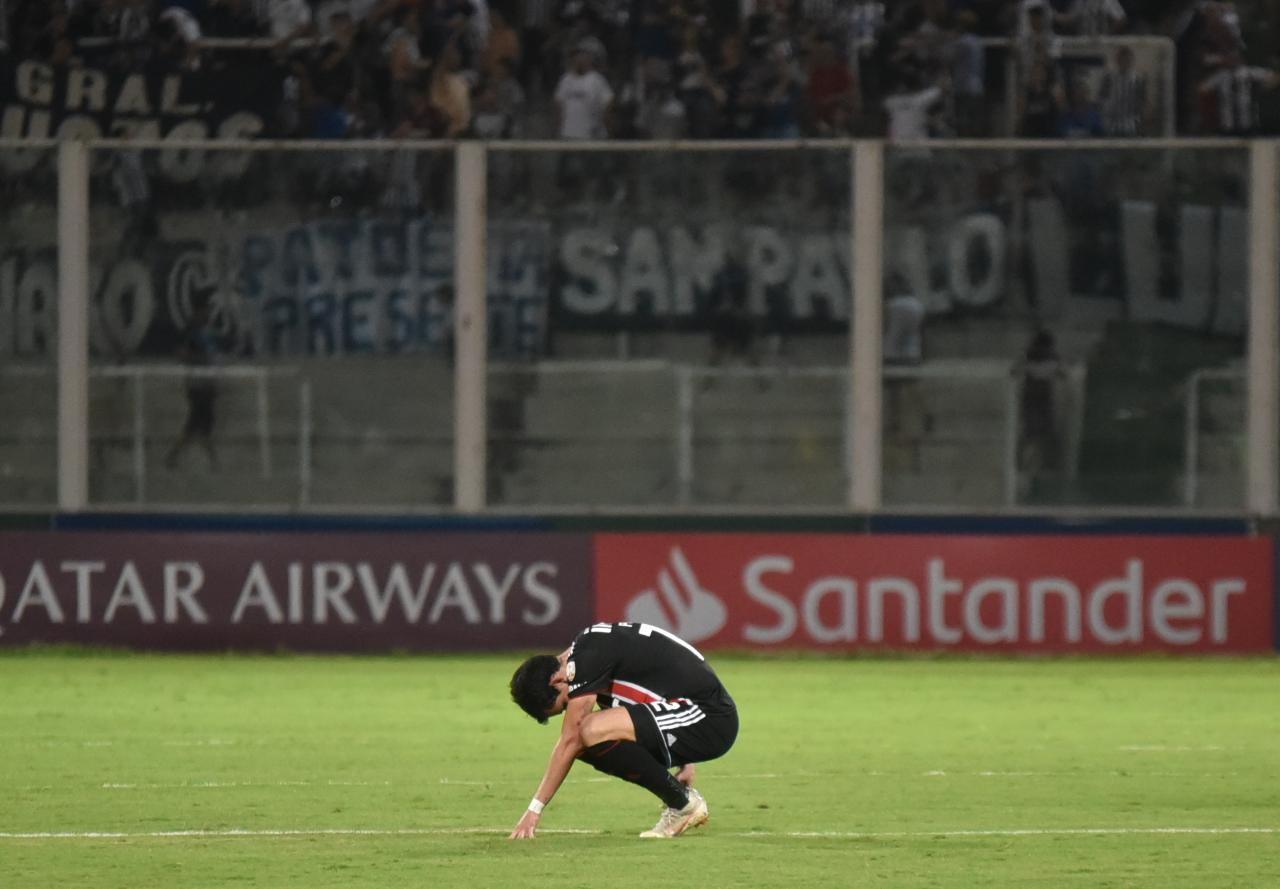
[594,534,1275,653]
[0,532,591,651]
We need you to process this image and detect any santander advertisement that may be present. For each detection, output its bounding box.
[593,534,1275,653]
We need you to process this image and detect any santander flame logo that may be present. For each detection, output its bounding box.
[623,547,726,643]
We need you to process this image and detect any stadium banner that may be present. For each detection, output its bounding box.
[0,56,280,163]
[593,534,1274,653]
[550,201,1245,338]
[0,531,590,651]
[0,218,549,360]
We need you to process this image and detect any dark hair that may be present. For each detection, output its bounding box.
[510,654,560,724]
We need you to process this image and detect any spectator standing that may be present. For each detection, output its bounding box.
[884,285,926,366]
[465,0,492,67]
[1017,328,1065,497]
[1098,44,1147,135]
[482,7,521,82]
[949,11,987,136]
[308,10,362,106]
[1199,54,1280,135]
[633,2,678,77]
[707,237,756,372]
[760,41,804,138]
[716,31,764,137]
[844,0,885,110]
[894,0,951,72]
[519,0,558,95]
[473,58,527,203]
[883,278,928,446]
[637,68,690,140]
[382,86,435,213]
[473,77,517,137]
[1056,77,1104,136]
[619,57,676,138]
[164,299,222,472]
[1015,0,1068,39]
[806,33,859,136]
[111,149,156,258]
[1201,1,1245,68]
[29,2,76,65]
[882,69,944,141]
[1059,0,1127,38]
[555,43,614,139]
[262,0,312,43]
[490,57,527,134]
[152,6,203,73]
[1018,51,1063,136]
[675,24,726,138]
[1015,0,1062,75]
[430,39,473,137]
[119,0,154,43]
[553,42,614,198]
[424,1,480,75]
[383,6,429,126]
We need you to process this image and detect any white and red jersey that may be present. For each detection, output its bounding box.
[564,621,733,711]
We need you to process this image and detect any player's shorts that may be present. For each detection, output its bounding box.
[626,695,739,769]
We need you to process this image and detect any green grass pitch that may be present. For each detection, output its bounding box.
[2,651,1278,888]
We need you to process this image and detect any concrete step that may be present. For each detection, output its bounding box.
[1188,472,1245,509]
[883,472,1008,507]
[691,469,846,506]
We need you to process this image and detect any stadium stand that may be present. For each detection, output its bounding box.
[3,1,1277,141]
[0,2,1271,514]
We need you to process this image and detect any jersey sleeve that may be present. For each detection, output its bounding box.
[565,631,616,698]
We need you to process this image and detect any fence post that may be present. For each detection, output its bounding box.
[676,367,693,506]
[851,141,884,511]
[1247,141,1279,517]
[454,142,488,512]
[57,139,90,512]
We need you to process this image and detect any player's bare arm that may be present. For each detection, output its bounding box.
[509,692,593,839]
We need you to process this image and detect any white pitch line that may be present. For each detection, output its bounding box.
[7,767,1239,798]
[0,826,1274,842]
[5,771,1240,793]
[99,781,392,790]
[1119,745,1225,752]
[727,827,1280,839]
[436,773,782,787]
[0,828,602,840]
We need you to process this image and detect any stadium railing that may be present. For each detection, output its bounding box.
[1182,366,1246,509]
[1,136,1276,517]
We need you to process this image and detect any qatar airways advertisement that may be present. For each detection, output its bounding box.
[593,534,1275,653]
[0,532,591,651]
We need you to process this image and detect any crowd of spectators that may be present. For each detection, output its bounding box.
[2,0,1278,141]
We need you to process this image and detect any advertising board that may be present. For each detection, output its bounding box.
[594,534,1274,653]
[0,532,591,651]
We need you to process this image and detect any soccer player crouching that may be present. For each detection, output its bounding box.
[508,621,739,839]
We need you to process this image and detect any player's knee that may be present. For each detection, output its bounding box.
[579,709,635,749]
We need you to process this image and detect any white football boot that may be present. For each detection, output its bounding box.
[639,788,709,838]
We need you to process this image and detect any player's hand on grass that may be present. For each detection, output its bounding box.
[510,809,540,839]
[675,763,696,787]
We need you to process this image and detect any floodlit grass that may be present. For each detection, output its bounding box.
[2,651,1278,888]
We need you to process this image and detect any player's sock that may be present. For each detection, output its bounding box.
[581,740,689,809]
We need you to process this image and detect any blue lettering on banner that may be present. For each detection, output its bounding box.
[0,205,1249,360]
[0,217,550,359]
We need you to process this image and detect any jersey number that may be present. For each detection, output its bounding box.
[625,622,706,661]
